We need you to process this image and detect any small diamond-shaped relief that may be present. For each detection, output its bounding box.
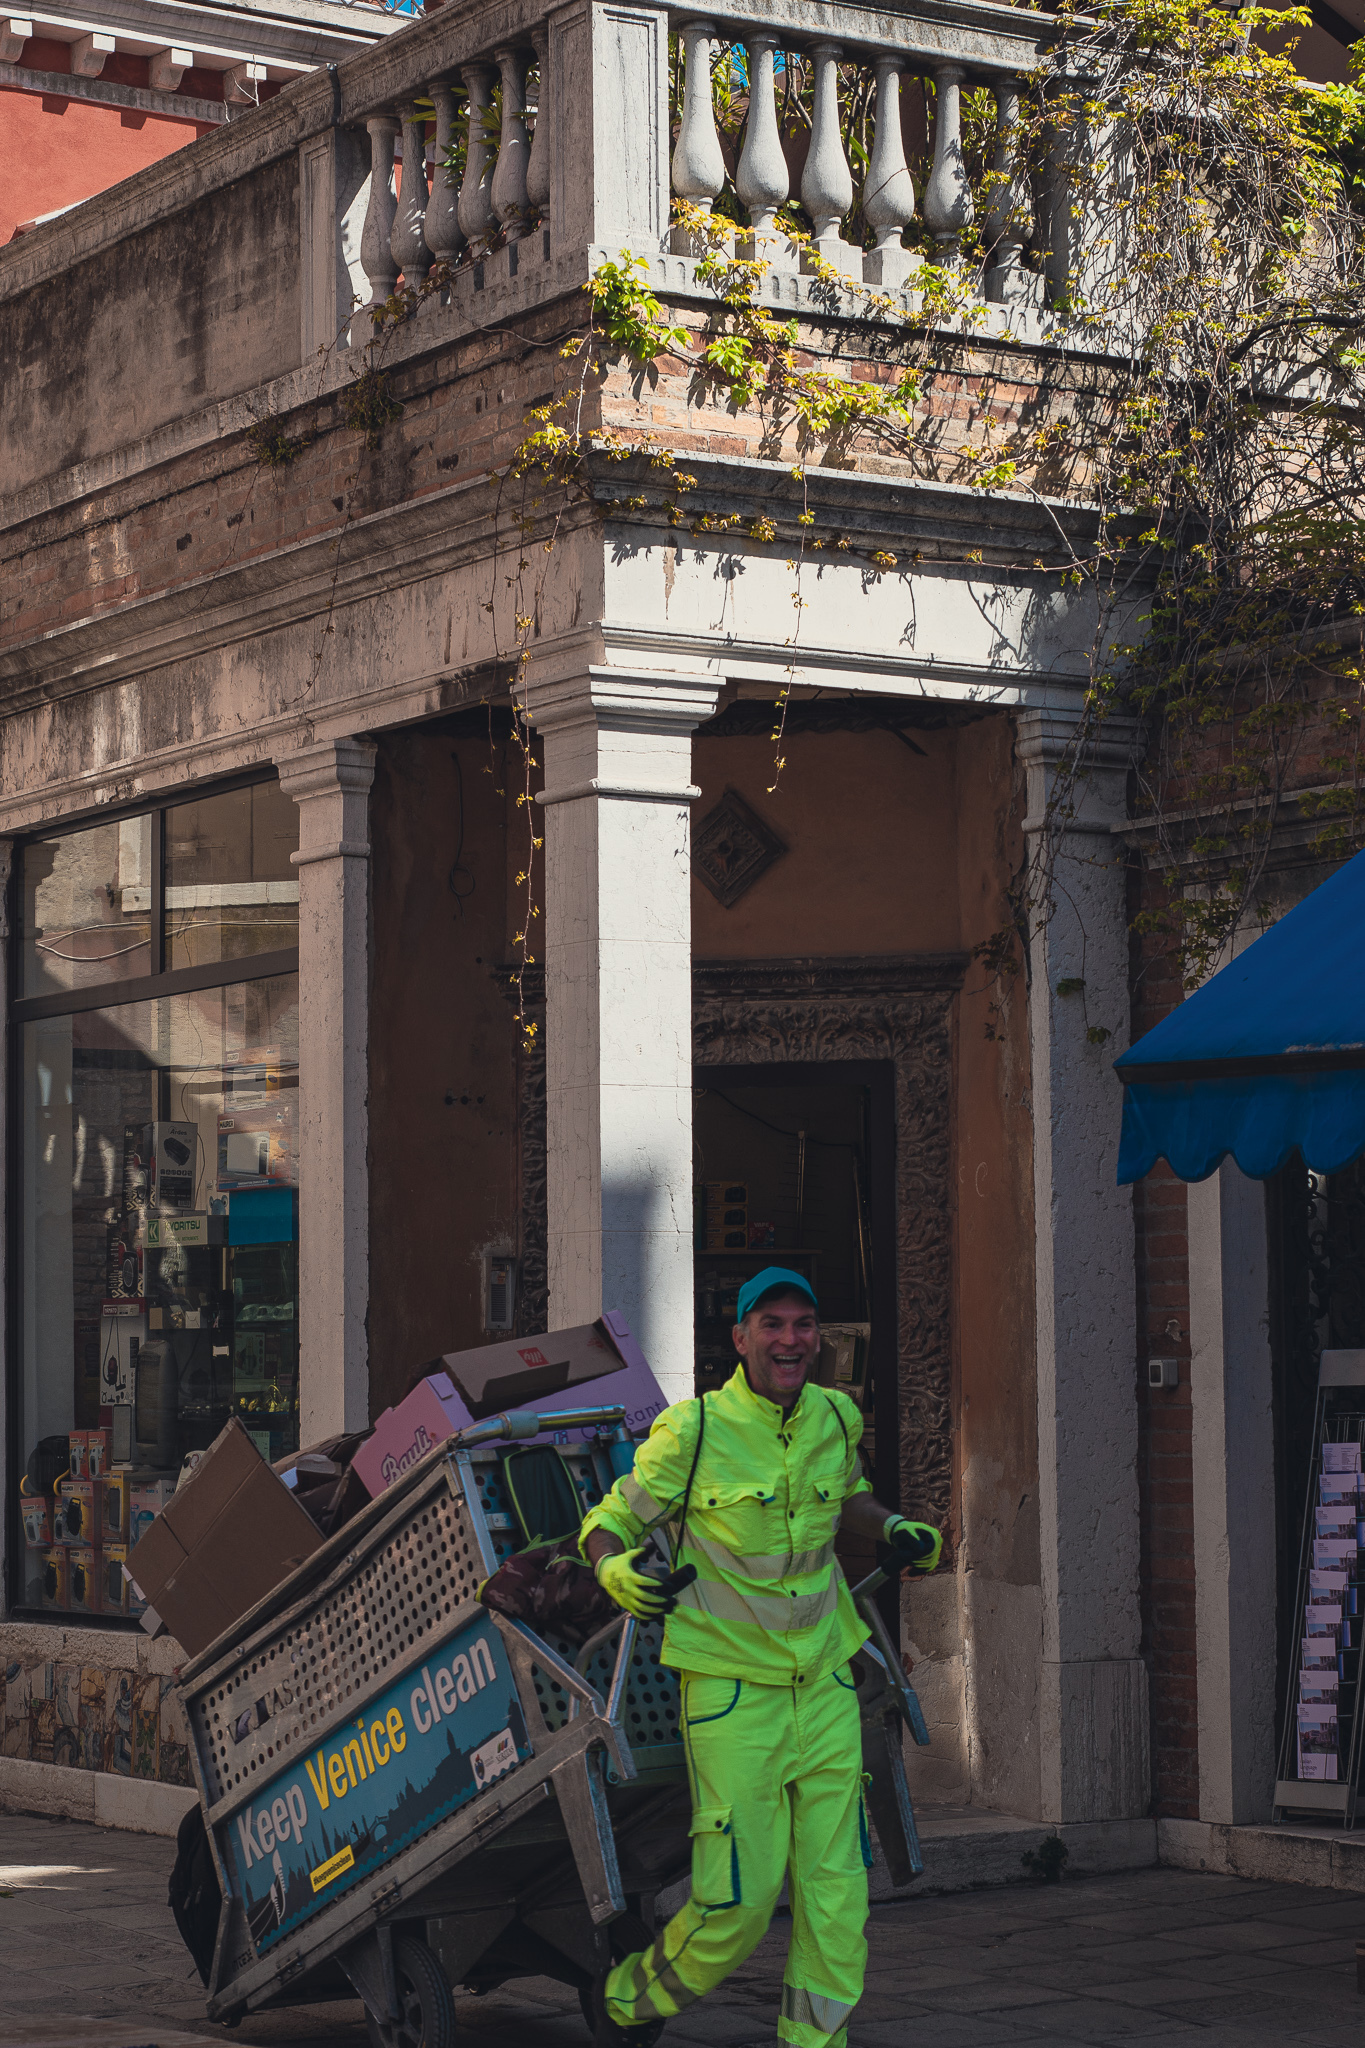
[693,788,787,909]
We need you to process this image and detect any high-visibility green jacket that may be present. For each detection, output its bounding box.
[579,1365,873,1684]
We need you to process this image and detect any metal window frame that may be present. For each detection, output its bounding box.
[4,770,300,1622]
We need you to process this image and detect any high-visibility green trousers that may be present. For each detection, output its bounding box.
[605,1664,870,2047]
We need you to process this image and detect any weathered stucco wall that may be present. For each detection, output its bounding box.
[1,153,300,493]
[367,726,522,1412]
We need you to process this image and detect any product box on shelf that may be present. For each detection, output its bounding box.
[41,1548,68,1610]
[68,1546,101,1614]
[128,1477,176,1546]
[86,1426,112,1479]
[67,1430,89,1481]
[102,1547,139,1616]
[20,1495,50,1547]
[59,1478,104,1546]
[102,1470,130,1542]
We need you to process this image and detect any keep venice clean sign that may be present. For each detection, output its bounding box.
[222,1612,533,1953]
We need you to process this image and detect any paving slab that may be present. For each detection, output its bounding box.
[1,1813,1363,2045]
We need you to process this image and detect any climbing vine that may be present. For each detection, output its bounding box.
[244,0,1365,1037]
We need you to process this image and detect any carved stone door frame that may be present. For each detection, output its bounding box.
[692,956,963,1534]
[512,953,964,1531]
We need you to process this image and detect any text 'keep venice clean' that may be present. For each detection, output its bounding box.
[233,1631,507,1887]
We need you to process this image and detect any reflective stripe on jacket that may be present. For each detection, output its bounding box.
[579,1365,873,1683]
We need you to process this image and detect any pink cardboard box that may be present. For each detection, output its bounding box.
[352,1313,667,1500]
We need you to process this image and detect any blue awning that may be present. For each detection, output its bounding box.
[1115,847,1365,1184]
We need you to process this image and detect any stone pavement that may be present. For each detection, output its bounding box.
[1,1810,1363,2047]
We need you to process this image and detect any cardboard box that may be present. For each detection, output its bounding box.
[102,1546,136,1615]
[68,1546,101,1614]
[58,1478,104,1546]
[102,1470,130,1542]
[67,1430,90,1481]
[352,1314,667,1501]
[127,1417,324,1657]
[20,1495,50,1547]
[86,1427,112,1480]
[41,1549,68,1610]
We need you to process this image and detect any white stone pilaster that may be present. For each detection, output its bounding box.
[0,840,12,1616]
[275,739,376,1439]
[1188,1161,1277,1823]
[1018,708,1149,1823]
[527,670,718,1406]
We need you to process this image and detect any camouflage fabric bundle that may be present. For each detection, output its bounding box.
[478,1537,618,1644]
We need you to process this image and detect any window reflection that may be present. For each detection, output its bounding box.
[165,783,299,970]
[17,975,300,1615]
[21,818,153,996]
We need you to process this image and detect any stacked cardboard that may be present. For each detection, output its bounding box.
[1297,1439,1363,1780]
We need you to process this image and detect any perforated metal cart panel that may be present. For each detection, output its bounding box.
[465,1444,683,1773]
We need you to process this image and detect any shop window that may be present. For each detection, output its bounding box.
[165,782,299,970]
[21,815,153,997]
[11,780,301,1623]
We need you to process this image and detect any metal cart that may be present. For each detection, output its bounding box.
[178,1406,928,2045]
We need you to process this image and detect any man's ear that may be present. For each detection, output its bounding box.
[732,1319,749,1357]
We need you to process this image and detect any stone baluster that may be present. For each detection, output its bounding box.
[426,83,467,277]
[525,26,551,230]
[984,80,1037,306]
[923,63,974,263]
[390,104,432,290]
[735,33,788,252]
[491,45,532,241]
[459,62,498,247]
[670,19,725,255]
[863,55,916,288]
[360,115,400,307]
[800,41,855,276]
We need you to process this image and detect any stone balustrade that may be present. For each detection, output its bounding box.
[325,0,1062,340]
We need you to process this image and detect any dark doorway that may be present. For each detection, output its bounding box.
[692,1060,899,1608]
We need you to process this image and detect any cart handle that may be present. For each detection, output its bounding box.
[850,1564,930,1746]
[451,1403,627,1447]
[567,1612,638,1731]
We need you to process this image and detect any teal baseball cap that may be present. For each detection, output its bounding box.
[736,1266,819,1321]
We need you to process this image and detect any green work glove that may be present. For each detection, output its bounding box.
[883,1515,943,1572]
[594,1546,671,1620]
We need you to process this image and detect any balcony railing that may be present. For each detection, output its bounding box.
[324,0,1067,343]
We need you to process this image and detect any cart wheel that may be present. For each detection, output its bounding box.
[363,1935,457,2048]
[577,1981,665,2044]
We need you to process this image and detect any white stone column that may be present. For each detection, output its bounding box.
[1188,1154,1277,1824]
[0,839,13,1616]
[1018,708,1149,1823]
[527,670,718,1406]
[275,739,376,1440]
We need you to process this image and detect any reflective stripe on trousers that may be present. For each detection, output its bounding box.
[604,1665,868,2048]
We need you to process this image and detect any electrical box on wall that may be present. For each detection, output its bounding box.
[1148,1357,1180,1390]
[482,1254,516,1333]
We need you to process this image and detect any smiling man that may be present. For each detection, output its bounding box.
[579,1266,942,2048]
